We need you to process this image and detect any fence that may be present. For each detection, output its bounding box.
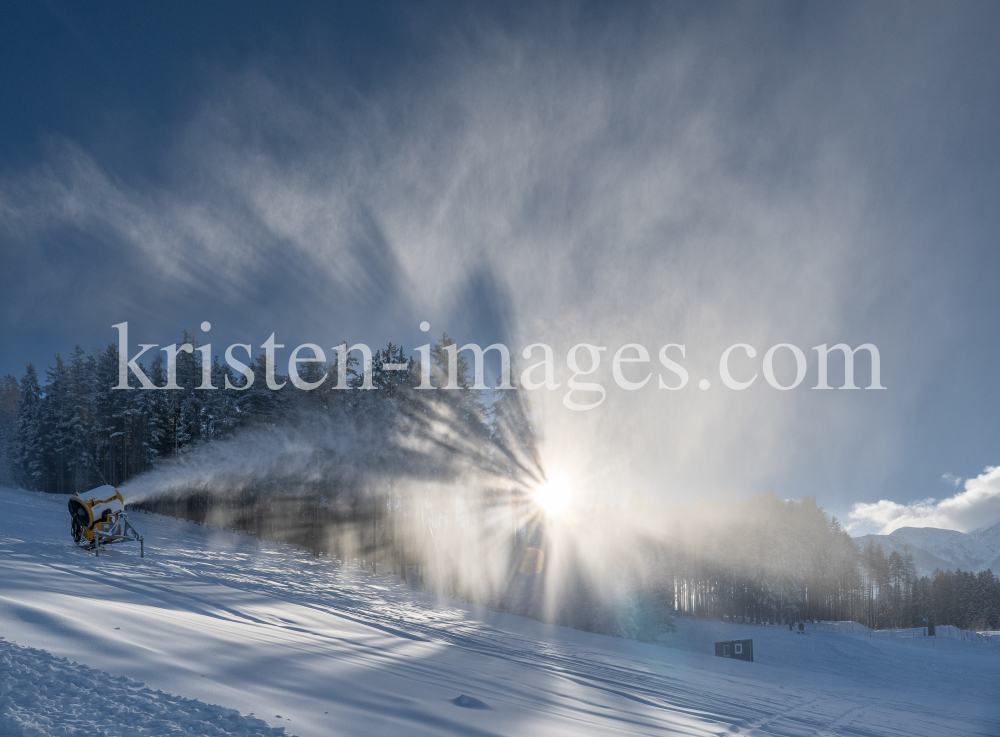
[809,621,998,645]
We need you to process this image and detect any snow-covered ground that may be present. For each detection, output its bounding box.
[0,638,286,737]
[1,487,998,736]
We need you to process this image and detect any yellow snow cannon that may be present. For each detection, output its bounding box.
[68,485,144,557]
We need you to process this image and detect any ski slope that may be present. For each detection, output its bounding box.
[1,488,998,737]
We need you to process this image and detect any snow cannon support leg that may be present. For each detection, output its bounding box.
[140,537,144,558]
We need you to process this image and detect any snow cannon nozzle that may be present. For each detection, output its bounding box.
[69,485,144,556]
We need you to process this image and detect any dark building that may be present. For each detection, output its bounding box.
[714,639,753,662]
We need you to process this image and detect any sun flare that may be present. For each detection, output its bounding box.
[533,476,571,517]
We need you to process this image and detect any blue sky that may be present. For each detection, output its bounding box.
[2,2,1000,531]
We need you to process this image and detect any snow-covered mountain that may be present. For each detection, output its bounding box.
[853,525,1000,576]
[969,516,1000,570]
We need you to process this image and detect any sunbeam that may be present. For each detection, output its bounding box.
[532,475,571,518]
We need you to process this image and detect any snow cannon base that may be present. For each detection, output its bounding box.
[69,486,144,557]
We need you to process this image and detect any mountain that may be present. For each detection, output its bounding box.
[852,526,999,577]
[852,532,957,577]
[969,516,1000,568]
[969,518,1000,555]
[886,527,996,570]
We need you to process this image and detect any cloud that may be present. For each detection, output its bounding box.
[848,466,1000,534]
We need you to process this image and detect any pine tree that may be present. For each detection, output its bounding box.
[244,353,286,426]
[43,354,75,493]
[17,365,43,490]
[144,354,170,459]
[0,374,19,486]
[65,346,93,492]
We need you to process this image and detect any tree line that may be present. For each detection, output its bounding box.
[0,333,503,493]
[643,492,1000,631]
[1,337,998,637]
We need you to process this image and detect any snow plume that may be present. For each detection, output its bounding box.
[115,386,675,640]
[120,403,533,507]
[120,414,439,505]
[847,465,1000,534]
[117,387,572,611]
[0,4,956,506]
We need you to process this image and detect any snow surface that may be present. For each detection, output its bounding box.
[2,487,999,737]
[1,638,286,736]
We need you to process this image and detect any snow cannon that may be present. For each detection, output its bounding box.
[68,485,144,556]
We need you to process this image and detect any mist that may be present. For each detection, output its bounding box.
[3,4,998,535]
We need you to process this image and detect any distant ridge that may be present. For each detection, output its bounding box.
[852,525,1000,577]
[969,516,1000,562]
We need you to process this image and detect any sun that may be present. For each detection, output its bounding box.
[533,476,571,517]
